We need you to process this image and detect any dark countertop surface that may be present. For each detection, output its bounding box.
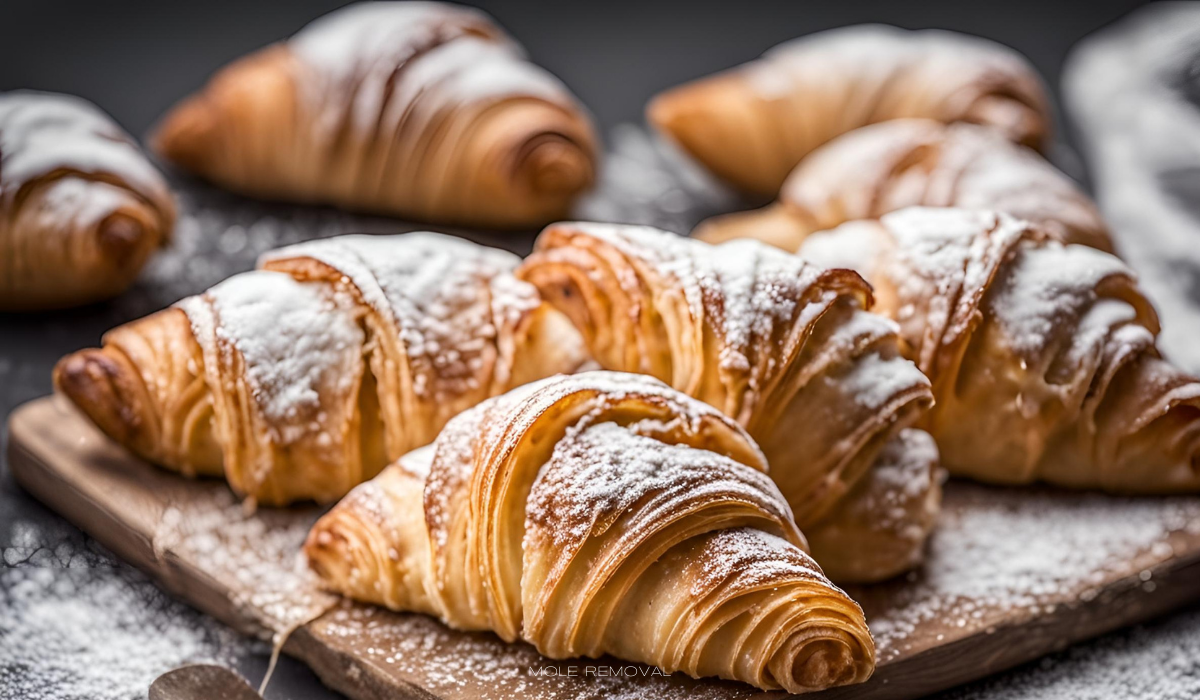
[4,1,1200,698]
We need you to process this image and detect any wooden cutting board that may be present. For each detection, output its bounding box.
[9,395,1200,700]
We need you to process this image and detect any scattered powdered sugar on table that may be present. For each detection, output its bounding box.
[574,123,746,234]
[0,567,244,700]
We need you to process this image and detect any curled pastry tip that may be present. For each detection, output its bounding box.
[54,347,147,446]
[807,429,942,584]
[644,91,678,132]
[645,87,702,146]
[645,83,706,135]
[97,212,149,265]
[302,478,396,586]
[153,46,291,174]
[772,635,867,692]
[303,520,354,585]
[646,87,707,146]
[151,99,210,171]
[519,134,593,195]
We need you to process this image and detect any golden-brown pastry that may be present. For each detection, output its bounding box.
[153,2,598,229]
[804,429,942,584]
[649,25,1049,196]
[800,207,1200,492]
[0,91,175,310]
[306,372,876,693]
[518,222,938,582]
[696,119,1113,253]
[54,232,586,506]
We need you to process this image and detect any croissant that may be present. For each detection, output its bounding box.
[648,25,1049,197]
[54,232,587,506]
[153,2,598,229]
[696,119,1113,253]
[799,207,1200,492]
[0,91,175,311]
[518,222,938,582]
[305,371,875,693]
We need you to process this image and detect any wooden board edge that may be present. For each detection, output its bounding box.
[6,433,267,639]
[286,626,441,700]
[9,395,1200,700]
[818,552,1200,699]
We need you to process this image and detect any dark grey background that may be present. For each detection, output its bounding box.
[8,1,1200,699]
[0,0,1150,138]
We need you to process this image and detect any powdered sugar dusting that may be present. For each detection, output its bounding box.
[553,222,842,379]
[263,233,538,400]
[313,603,754,700]
[839,347,933,410]
[985,242,1142,357]
[290,2,575,139]
[525,421,791,550]
[153,487,337,636]
[942,605,1200,699]
[685,527,824,598]
[798,219,889,277]
[0,90,172,212]
[424,371,767,553]
[861,484,1200,663]
[866,207,1035,371]
[751,24,1044,141]
[0,567,243,700]
[182,270,364,430]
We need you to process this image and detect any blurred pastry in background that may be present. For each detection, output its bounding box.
[648,25,1049,197]
[154,1,598,230]
[0,91,175,311]
[695,119,1112,253]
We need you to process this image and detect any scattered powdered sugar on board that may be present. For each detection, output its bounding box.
[859,483,1200,662]
[153,486,337,636]
[0,567,244,700]
[313,602,756,700]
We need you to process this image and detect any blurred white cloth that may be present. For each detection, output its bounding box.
[1065,1,1200,373]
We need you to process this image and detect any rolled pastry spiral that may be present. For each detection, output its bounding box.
[800,207,1200,492]
[696,119,1113,254]
[0,91,175,310]
[648,25,1049,196]
[518,223,939,582]
[54,232,586,506]
[305,372,876,693]
[153,1,598,229]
